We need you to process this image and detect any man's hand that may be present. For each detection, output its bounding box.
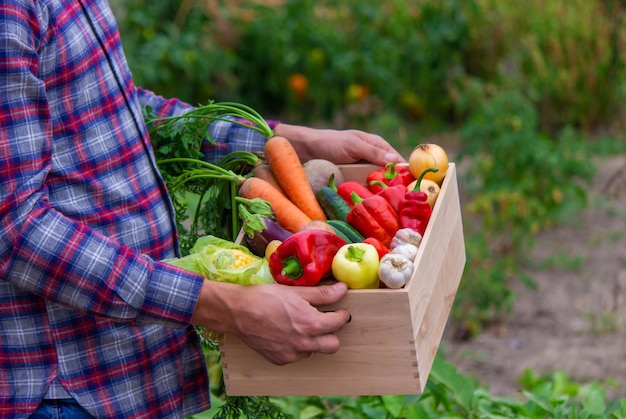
[274,123,405,166]
[191,281,351,365]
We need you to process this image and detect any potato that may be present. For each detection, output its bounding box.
[302,159,345,194]
[298,220,337,235]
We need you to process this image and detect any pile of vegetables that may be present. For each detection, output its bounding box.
[147,100,450,291]
[239,139,451,290]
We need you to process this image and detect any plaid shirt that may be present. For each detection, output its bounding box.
[0,0,272,417]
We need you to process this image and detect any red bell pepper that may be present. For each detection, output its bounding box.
[363,236,389,259]
[398,168,437,236]
[335,180,374,208]
[369,181,406,215]
[268,230,347,286]
[366,163,414,193]
[347,192,399,247]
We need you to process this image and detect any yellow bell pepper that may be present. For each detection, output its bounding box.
[331,243,380,289]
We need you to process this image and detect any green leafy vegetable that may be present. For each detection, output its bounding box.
[163,235,274,285]
[144,101,274,248]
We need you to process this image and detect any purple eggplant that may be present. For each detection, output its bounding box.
[244,217,293,257]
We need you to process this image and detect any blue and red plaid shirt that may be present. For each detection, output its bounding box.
[0,0,274,417]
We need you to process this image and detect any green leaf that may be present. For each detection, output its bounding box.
[582,388,606,415]
[403,402,435,419]
[381,395,406,417]
[428,356,475,413]
[609,399,626,418]
[299,404,326,419]
[521,390,554,414]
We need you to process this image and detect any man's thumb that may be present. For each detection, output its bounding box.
[300,281,348,306]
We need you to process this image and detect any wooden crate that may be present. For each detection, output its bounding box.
[219,163,466,396]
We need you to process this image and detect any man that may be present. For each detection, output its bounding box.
[0,0,404,417]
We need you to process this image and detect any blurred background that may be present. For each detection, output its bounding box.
[111,0,626,142]
[109,1,626,416]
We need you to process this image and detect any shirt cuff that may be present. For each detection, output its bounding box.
[135,260,205,328]
[200,118,280,164]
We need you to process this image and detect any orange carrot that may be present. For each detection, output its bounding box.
[264,136,327,221]
[252,163,287,196]
[238,176,312,233]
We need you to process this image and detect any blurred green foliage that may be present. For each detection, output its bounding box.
[233,0,475,126]
[112,0,626,133]
[110,1,239,102]
[453,91,594,332]
[195,356,626,418]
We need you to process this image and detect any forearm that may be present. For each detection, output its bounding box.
[136,88,278,162]
[191,280,243,335]
[2,200,204,327]
[135,86,194,118]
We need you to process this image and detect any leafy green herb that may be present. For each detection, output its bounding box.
[145,100,272,173]
[211,395,290,419]
[144,101,274,250]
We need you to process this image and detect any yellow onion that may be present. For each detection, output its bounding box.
[407,178,440,208]
[408,143,449,185]
[265,240,282,260]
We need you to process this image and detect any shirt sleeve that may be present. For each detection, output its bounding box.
[135,87,280,163]
[0,0,203,329]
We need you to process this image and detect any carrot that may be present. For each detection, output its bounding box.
[264,136,327,221]
[252,163,287,197]
[238,177,312,233]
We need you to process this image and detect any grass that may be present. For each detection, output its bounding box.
[537,251,586,271]
[583,309,623,335]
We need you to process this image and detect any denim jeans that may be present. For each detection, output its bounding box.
[30,399,95,419]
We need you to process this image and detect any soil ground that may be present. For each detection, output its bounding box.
[441,155,626,400]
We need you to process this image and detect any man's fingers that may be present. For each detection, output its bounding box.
[313,333,342,355]
[296,281,348,306]
[292,282,352,333]
[261,332,342,365]
[242,282,353,365]
[317,308,351,334]
[353,132,406,164]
